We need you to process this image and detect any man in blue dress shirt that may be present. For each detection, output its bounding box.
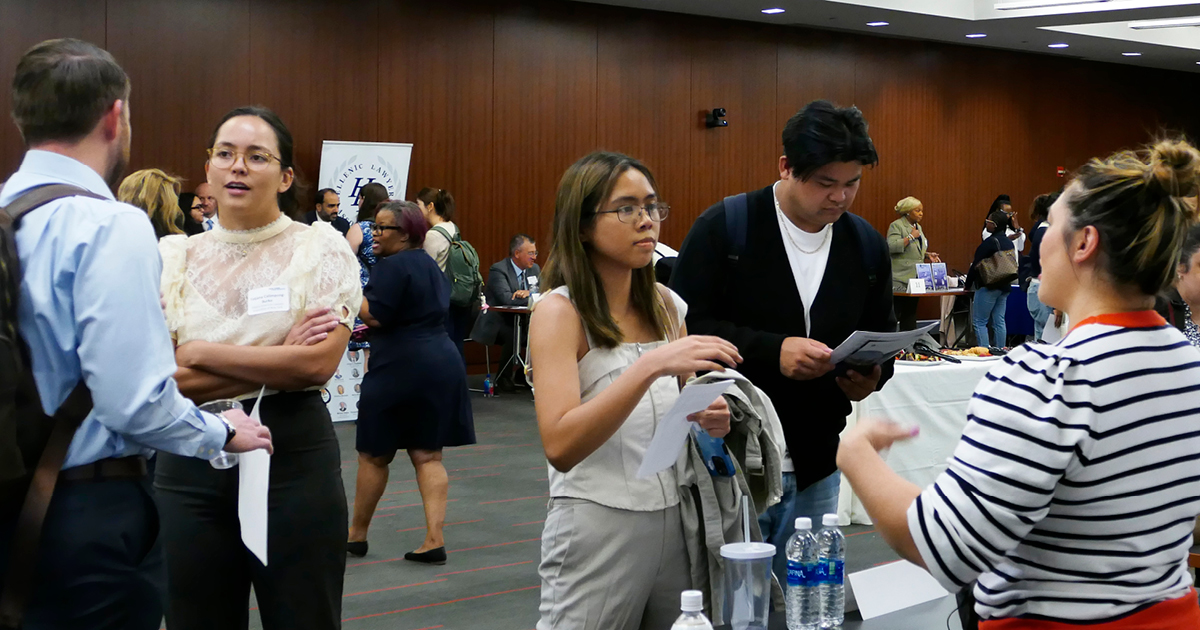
[0,39,272,629]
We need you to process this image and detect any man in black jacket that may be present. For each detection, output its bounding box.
[303,188,351,235]
[671,100,897,582]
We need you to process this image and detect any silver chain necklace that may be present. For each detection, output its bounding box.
[774,195,830,254]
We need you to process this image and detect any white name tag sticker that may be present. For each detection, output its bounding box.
[246,286,290,316]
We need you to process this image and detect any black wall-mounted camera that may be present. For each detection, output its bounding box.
[705,108,728,128]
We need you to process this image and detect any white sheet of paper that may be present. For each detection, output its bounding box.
[829,322,940,365]
[636,380,734,479]
[847,560,949,620]
[246,286,290,316]
[239,386,270,565]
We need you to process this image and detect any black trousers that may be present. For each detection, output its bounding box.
[445,303,471,366]
[0,476,164,630]
[894,295,921,332]
[154,391,347,630]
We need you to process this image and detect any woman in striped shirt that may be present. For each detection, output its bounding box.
[838,139,1200,628]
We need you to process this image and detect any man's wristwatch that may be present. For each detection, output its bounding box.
[221,417,237,447]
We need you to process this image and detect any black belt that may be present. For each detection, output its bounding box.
[59,456,148,483]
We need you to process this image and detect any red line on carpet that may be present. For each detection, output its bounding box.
[479,494,548,505]
[376,499,458,513]
[445,464,507,472]
[444,443,536,456]
[511,520,544,527]
[342,585,540,622]
[448,472,503,481]
[343,579,447,598]
[396,519,484,533]
[435,560,534,577]
[847,529,877,537]
[449,538,540,553]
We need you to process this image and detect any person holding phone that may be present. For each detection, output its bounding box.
[531,152,738,630]
[888,196,941,331]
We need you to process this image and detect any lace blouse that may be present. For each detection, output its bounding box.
[160,215,362,348]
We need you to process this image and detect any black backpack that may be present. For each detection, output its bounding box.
[722,192,885,286]
[0,184,100,629]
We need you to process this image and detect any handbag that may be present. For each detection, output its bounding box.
[976,240,1018,289]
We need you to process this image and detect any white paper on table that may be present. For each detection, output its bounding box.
[636,380,734,479]
[239,386,270,566]
[847,560,949,620]
[829,322,940,365]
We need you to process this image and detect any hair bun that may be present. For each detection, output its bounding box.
[1145,139,1200,199]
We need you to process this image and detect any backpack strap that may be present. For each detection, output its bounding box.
[2,184,103,227]
[846,213,884,287]
[0,381,91,628]
[0,183,101,629]
[430,224,458,243]
[723,193,749,262]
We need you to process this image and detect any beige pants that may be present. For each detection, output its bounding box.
[537,499,691,630]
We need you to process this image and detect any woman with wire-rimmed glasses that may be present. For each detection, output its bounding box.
[155,106,361,630]
[531,151,737,630]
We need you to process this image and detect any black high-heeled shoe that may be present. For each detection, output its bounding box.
[403,547,447,565]
[346,541,369,557]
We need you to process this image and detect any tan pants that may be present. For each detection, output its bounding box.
[537,499,691,630]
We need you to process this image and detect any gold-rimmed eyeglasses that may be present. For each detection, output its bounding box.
[206,147,282,171]
[596,202,670,223]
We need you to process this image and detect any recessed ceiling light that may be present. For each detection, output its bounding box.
[1048,43,1070,48]
[1122,52,1142,56]
[1129,16,1200,29]
[866,21,890,27]
[966,33,988,38]
[761,8,785,14]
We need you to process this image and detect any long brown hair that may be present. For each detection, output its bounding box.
[542,151,669,349]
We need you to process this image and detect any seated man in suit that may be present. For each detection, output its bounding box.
[484,233,540,391]
[303,187,351,235]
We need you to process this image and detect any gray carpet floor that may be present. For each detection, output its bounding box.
[243,386,904,630]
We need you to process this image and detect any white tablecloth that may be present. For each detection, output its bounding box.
[837,359,997,525]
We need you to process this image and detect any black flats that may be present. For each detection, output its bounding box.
[346,541,368,557]
[404,547,447,565]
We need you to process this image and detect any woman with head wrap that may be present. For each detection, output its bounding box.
[887,196,940,330]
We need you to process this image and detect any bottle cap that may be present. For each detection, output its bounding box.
[681,590,704,612]
[794,517,812,530]
[823,513,839,527]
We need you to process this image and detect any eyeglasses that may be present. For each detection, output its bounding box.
[206,147,282,171]
[370,224,404,235]
[596,202,670,223]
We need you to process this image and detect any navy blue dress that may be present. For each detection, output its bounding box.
[356,249,476,454]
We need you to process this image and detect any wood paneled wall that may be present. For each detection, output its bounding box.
[2,0,1198,274]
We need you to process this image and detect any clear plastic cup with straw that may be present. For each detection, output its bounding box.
[200,399,242,469]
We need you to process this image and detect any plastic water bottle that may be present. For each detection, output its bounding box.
[786,517,819,630]
[816,513,845,629]
[483,374,494,397]
[671,590,714,629]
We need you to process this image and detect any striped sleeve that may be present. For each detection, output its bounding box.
[907,346,1088,591]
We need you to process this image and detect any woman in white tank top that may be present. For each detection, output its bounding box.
[529,152,742,630]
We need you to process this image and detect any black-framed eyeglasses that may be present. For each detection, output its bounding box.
[596,202,670,223]
[370,225,404,235]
